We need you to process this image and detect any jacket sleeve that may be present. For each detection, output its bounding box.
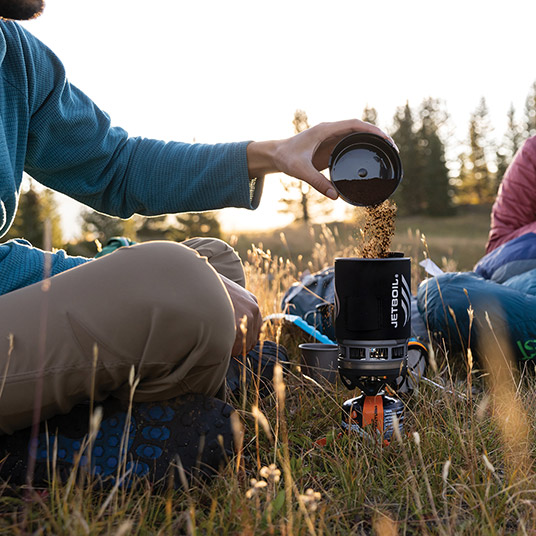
[487,136,536,253]
[0,239,90,295]
[18,24,263,218]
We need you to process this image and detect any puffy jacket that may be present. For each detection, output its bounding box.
[418,136,536,362]
[487,136,536,252]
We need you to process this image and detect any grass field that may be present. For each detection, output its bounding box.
[4,203,536,535]
[231,204,492,282]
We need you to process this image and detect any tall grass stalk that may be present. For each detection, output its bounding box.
[0,334,13,402]
[5,228,536,534]
[274,361,294,534]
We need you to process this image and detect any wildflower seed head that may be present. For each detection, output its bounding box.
[467,347,474,370]
[245,478,268,499]
[467,305,474,322]
[442,459,451,484]
[299,488,322,512]
[482,454,496,474]
[274,362,285,399]
[259,463,281,484]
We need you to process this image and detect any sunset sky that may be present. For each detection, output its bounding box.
[21,0,536,237]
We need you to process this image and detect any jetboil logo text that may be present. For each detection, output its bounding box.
[390,273,411,328]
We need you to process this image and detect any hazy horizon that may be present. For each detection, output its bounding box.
[19,0,536,238]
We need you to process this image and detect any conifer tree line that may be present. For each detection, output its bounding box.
[2,179,222,255]
[280,81,536,221]
[369,80,536,216]
[3,180,63,249]
[3,79,536,251]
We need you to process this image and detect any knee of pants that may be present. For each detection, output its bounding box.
[81,241,236,379]
[182,236,246,287]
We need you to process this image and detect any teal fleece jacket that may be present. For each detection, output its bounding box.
[0,21,263,296]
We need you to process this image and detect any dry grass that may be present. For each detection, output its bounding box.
[3,214,536,535]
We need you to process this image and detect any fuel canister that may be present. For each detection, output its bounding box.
[341,392,404,443]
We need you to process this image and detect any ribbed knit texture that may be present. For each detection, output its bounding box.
[0,21,262,296]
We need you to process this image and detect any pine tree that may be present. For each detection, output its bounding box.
[173,213,221,242]
[417,98,454,216]
[80,208,137,244]
[362,105,378,125]
[135,213,221,243]
[279,109,332,223]
[292,109,309,134]
[457,97,496,203]
[41,189,64,248]
[496,103,523,180]
[391,102,423,215]
[3,179,64,249]
[506,103,524,156]
[78,205,221,251]
[524,80,536,138]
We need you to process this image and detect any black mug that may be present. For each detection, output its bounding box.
[329,133,403,207]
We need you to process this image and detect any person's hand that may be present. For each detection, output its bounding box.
[220,274,263,356]
[247,119,395,199]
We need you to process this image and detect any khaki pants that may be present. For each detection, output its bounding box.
[0,238,245,435]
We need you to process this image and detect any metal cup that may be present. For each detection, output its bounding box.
[299,343,338,383]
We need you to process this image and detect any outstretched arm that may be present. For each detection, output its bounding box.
[247,120,394,200]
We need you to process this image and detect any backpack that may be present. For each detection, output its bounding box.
[281,266,336,341]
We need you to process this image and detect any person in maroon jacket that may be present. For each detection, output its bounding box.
[487,136,536,253]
